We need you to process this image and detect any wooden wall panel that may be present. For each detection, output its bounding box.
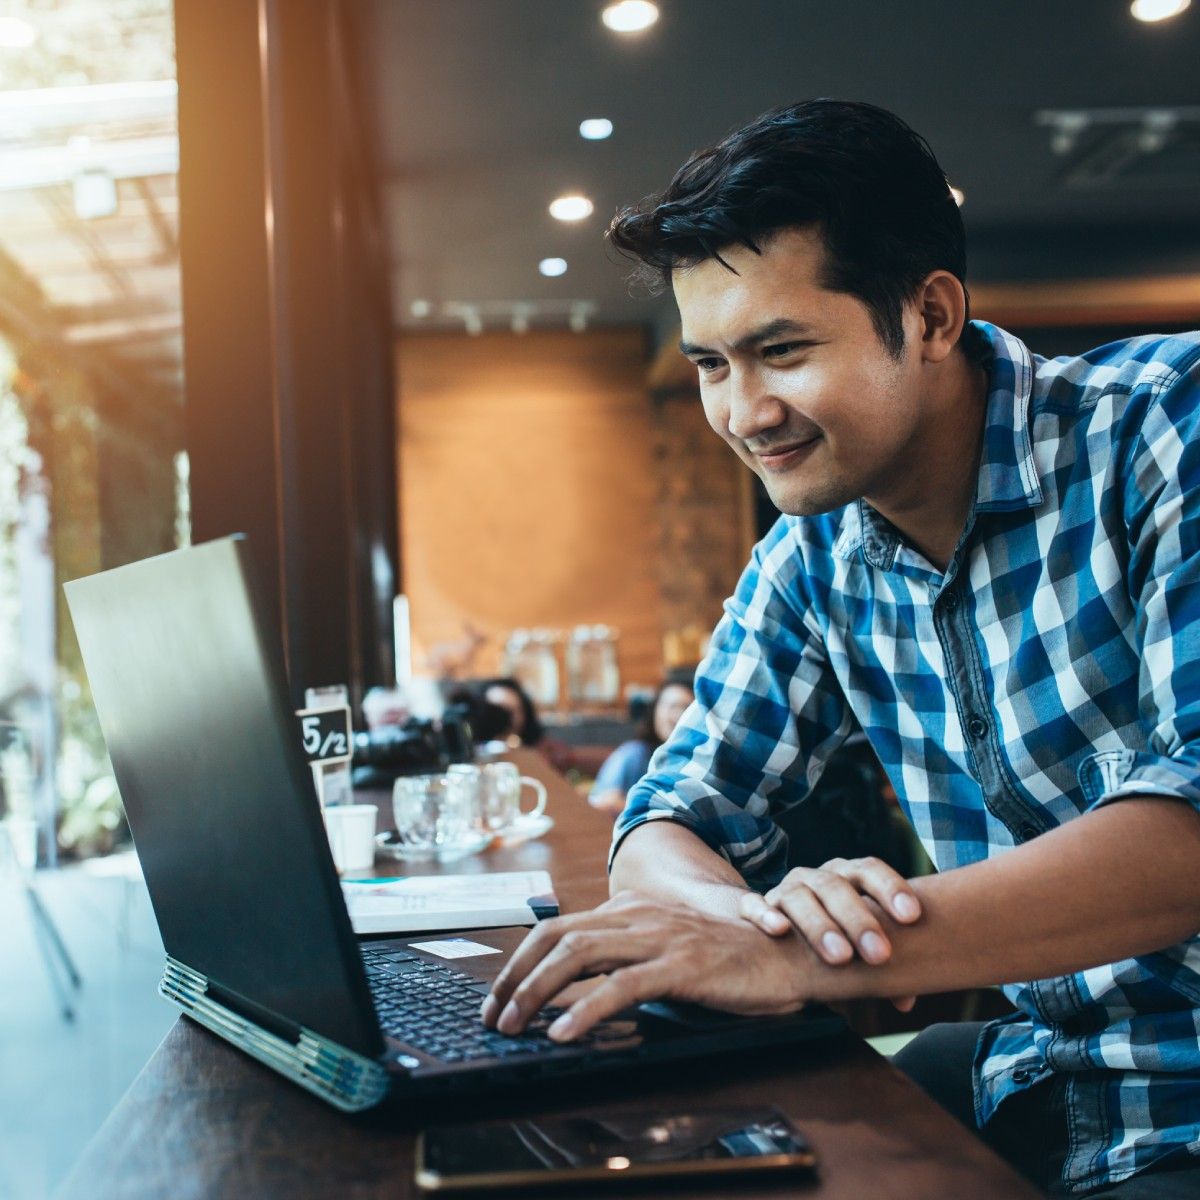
[653,391,754,658]
[396,328,663,692]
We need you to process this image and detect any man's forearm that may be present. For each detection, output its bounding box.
[799,796,1200,1004]
[609,819,751,918]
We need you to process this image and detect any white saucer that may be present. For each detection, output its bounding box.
[374,829,493,863]
[495,812,554,846]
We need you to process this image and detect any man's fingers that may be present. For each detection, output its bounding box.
[835,858,922,924]
[770,883,856,964]
[799,873,895,964]
[738,891,791,935]
[890,995,917,1012]
[484,908,636,1026]
[548,963,668,1042]
[495,928,655,1034]
[766,869,893,964]
[484,920,566,1025]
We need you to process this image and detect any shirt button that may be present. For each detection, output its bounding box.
[966,715,988,739]
[1012,1068,1033,1085]
[942,588,959,610]
[1018,825,1039,842]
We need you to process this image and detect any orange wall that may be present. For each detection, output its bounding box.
[395,327,665,692]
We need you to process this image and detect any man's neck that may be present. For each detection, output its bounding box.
[867,349,990,574]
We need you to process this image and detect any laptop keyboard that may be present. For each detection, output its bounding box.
[361,945,630,1064]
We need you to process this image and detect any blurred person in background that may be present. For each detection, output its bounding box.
[481,677,545,748]
[589,676,695,817]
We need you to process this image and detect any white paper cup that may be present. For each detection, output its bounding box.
[322,804,377,873]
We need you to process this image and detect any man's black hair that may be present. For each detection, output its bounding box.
[608,99,969,359]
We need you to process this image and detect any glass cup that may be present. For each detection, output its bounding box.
[391,773,474,859]
[447,763,486,833]
[479,761,547,833]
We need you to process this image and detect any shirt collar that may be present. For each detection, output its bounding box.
[833,321,1042,571]
[971,320,1043,513]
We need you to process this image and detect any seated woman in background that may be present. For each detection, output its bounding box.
[480,676,544,748]
[472,676,587,775]
[588,677,695,817]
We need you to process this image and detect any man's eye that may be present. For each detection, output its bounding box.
[764,342,802,358]
[694,357,725,372]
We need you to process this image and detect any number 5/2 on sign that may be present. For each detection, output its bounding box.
[295,706,353,766]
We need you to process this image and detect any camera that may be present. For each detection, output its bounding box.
[349,702,475,789]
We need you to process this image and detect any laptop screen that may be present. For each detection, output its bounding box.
[65,536,383,1058]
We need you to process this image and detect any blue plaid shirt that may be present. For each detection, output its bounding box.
[616,321,1200,1192]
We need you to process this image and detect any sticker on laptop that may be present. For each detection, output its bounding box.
[411,938,502,959]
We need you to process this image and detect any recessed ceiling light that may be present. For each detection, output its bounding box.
[579,118,614,141]
[0,16,37,48]
[601,1,659,33]
[539,257,568,277]
[549,194,594,222]
[410,299,432,318]
[1130,0,1190,20]
[950,186,965,207]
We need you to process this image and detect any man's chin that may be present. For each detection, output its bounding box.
[765,480,857,518]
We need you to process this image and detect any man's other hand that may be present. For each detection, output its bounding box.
[479,893,810,1043]
[739,857,922,965]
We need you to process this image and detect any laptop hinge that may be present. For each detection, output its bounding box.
[159,955,389,1112]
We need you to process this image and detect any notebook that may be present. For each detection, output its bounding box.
[340,870,559,934]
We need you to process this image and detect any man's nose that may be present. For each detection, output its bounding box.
[726,370,785,440]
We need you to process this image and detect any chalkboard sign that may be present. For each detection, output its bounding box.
[295,705,352,766]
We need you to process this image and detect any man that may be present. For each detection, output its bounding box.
[481,100,1200,1196]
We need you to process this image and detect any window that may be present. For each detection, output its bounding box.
[0,0,185,863]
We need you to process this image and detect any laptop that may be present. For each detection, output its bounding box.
[64,536,844,1112]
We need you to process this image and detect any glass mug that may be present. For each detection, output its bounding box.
[479,761,547,833]
[447,763,488,834]
[391,773,474,859]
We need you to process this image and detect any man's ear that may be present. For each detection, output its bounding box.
[917,271,967,365]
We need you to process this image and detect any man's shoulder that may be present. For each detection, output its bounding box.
[1030,330,1200,416]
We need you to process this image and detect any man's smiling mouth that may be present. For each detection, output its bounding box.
[751,436,821,470]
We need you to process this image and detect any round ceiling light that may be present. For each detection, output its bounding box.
[601,1,659,33]
[549,194,594,221]
[1130,0,1190,20]
[579,118,614,141]
[539,257,568,277]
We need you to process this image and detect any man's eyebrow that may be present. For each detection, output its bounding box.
[679,319,817,358]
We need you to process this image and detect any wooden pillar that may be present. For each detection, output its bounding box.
[175,0,398,704]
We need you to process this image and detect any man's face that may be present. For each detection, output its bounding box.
[674,228,926,518]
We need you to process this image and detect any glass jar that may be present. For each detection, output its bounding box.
[503,628,560,708]
[567,625,620,706]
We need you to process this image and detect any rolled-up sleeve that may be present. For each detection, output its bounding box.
[610,519,854,890]
[1083,352,1200,813]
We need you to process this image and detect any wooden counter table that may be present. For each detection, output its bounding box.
[56,749,1037,1199]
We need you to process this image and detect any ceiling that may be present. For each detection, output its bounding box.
[355,0,1200,339]
[0,80,181,396]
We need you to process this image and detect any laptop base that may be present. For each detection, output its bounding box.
[161,956,390,1111]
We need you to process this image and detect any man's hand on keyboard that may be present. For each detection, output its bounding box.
[479,893,813,1043]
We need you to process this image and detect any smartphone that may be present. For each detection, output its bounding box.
[415,1105,816,1192]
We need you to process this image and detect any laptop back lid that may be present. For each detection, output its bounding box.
[65,536,382,1059]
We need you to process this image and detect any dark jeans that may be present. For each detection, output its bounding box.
[893,1022,1200,1198]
